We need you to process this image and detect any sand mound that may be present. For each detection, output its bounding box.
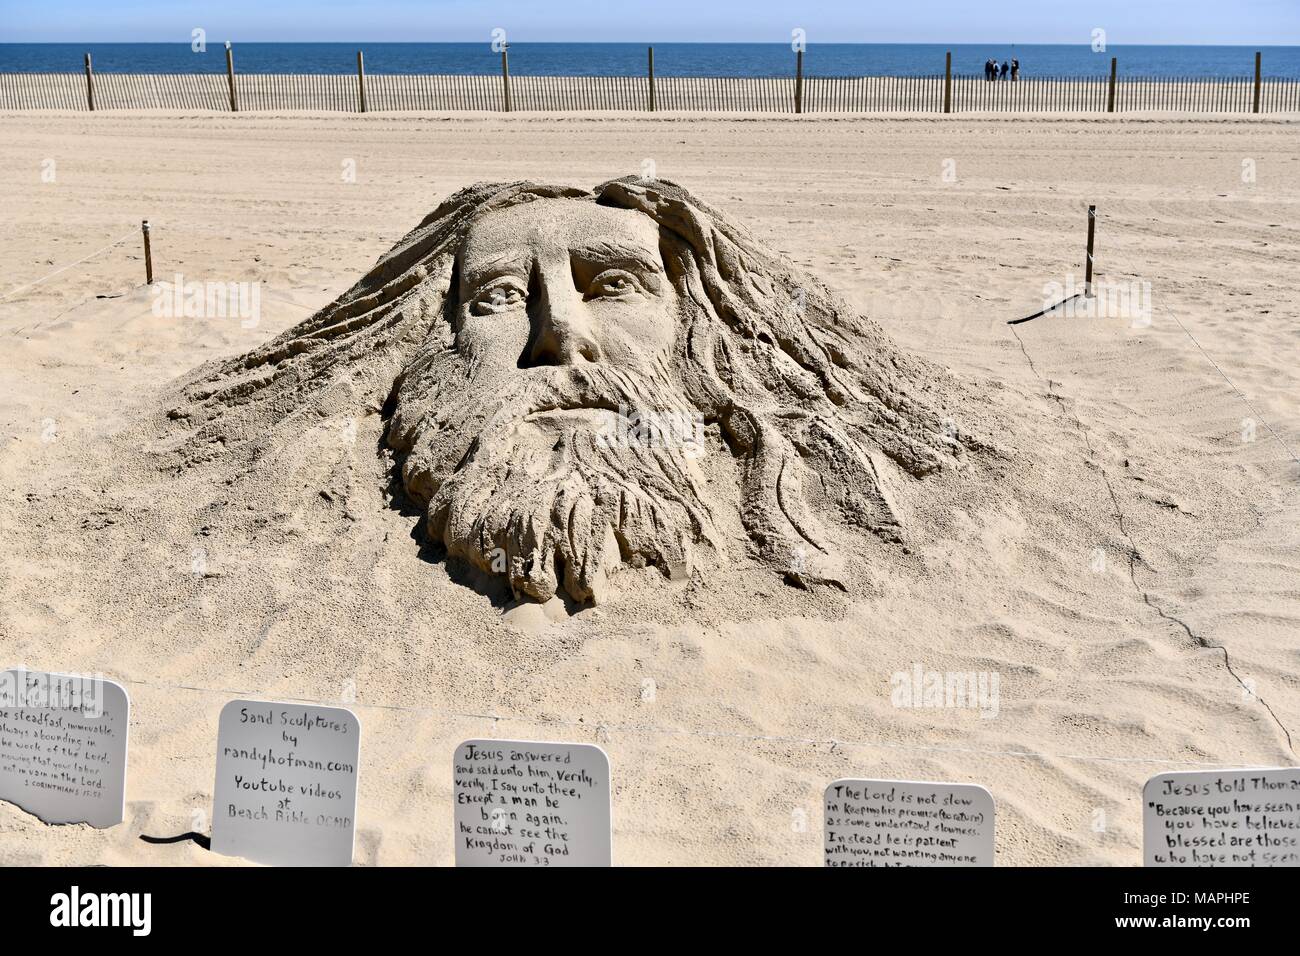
[161,178,997,606]
[4,117,1296,867]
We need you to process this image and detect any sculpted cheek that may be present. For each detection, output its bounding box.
[592,300,679,367]
[457,313,532,369]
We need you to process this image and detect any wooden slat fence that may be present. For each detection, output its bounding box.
[2,72,1298,113]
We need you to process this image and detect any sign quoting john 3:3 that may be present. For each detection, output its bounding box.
[454,739,612,867]
[212,699,360,866]
[0,668,130,828]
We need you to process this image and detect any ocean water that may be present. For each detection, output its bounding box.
[2,43,1297,78]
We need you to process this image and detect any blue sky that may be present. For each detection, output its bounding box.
[2,0,1297,44]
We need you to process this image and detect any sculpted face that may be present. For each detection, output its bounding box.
[455,199,677,387]
[388,197,715,606]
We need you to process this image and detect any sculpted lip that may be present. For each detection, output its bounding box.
[523,394,622,416]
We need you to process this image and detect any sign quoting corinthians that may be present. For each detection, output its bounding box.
[0,668,129,828]
[1144,768,1300,867]
[454,739,611,867]
[825,778,995,867]
[212,700,360,866]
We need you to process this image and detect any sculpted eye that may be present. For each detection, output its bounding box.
[471,281,526,315]
[585,269,641,300]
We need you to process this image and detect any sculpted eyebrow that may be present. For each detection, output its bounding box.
[570,240,661,271]
[461,248,531,283]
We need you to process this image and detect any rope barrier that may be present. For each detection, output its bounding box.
[0,228,138,304]
[1008,290,1296,756]
[108,674,1278,770]
[1159,302,1300,471]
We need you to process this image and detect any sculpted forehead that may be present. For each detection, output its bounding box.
[460,199,661,272]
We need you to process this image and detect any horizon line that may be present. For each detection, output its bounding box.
[2,40,1296,48]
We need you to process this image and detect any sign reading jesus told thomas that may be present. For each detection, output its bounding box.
[824,778,995,867]
[211,700,360,866]
[1144,768,1300,867]
[454,739,611,866]
[0,668,129,828]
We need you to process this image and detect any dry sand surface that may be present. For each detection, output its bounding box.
[1,110,1297,866]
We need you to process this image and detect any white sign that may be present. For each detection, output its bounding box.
[211,699,360,867]
[454,738,611,866]
[824,778,995,867]
[0,668,129,828]
[1144,768,1300,867]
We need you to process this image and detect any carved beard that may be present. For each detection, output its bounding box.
[387,351,718,604]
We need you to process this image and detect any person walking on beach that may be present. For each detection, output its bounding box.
[1011,58,1020,81]
[983,59,992,80]
[989,59,999,81]
[1000,60,1010,80]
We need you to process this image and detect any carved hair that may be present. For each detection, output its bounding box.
[174,178,982,599]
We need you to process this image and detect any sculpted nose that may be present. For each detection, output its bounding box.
[524,268,600,367]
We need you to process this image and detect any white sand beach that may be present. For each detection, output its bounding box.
[0,110,1296,866]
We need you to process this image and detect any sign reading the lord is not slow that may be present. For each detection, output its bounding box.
[211,699,360,866]
[454,739,612,867]
[824,778,995,867]
[0,668,130,828]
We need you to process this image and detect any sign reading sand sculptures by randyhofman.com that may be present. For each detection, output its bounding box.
[0,667,129,828]
[824,778,995,866]
[1143,768,1300,867]
[211,700,360,866]
[454,739,612,866]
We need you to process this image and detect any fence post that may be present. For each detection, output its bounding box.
[648,46,655,112]
[944,50,952,114]
[1253,51,1262,114]
[141,220,153,285]
[357,50,367,113]
[1084,205,1096,297]
[1107,56,1117,113]
[225,41,238,112]
[795,48,804,114]
[83,53,95,111]
[501,45,511,112]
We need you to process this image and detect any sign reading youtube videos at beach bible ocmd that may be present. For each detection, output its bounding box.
[454,739,612,866]
[824,778,995,866]
[1143,768,1300,867]
[212,699,360,866]
[0,668,129,828]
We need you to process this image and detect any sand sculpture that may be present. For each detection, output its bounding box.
[174,179,987,605]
